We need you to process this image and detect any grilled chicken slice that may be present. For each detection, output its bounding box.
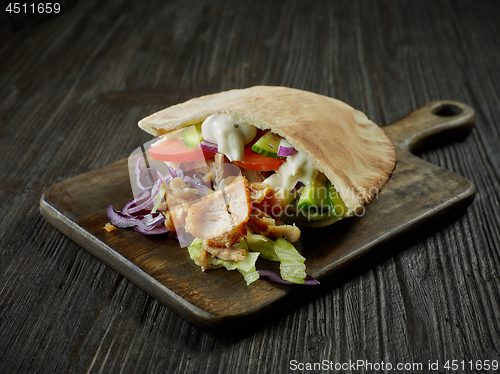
[185,177,252,248]
[202,241,246,262]
[247,207,301,243]
[163,210,175,232]
[166,177,199,206]
[249,182,288,217]
[240,168,266,183]
[212,153,242,189]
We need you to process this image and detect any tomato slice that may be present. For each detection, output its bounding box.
[149,138,215,162]
[234,146,286,171]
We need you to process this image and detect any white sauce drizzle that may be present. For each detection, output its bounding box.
[201,114,257,161]
[263,150,318,191]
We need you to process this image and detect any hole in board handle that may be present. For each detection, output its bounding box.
[431,104,462,117]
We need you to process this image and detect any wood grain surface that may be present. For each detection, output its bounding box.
[1,0,500,373]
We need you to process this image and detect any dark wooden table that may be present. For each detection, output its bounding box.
[2,0,500,372]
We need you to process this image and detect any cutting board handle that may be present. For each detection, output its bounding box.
[383,100,475,152]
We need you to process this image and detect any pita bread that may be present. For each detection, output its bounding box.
[138,86,396,227]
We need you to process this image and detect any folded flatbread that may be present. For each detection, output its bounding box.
[138,86,396,227]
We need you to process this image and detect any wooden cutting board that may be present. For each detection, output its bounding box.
[40,100,475,329]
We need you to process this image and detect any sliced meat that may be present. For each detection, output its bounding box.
[240,168,266,183]
[268,225,301,243]
[249,182,272,203]
[166,177,199,206]
[169,204,189,230]
[212,153,227,188]
[197,157,214,184]
[193,241,246,272]
[195,248,222,272]
[211,154,245,189]
[247,207,301,243]
[164,177,204,231]
[202,241,246,262]
[249,182,288,218]
[163,210,175,232]
[205,220,247,247]
[185,177,252,247]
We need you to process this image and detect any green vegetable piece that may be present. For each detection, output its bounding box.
[150,181,166,214]
[247,234,279,261]
[326,179,347,218]
[187,238,205,267]
[237,252,260,285]
[238,268,260,285]
[187,238,260,285]
[181,123,203,149]
[297,173,329,215]
[274,238,306,284]
[251,131,283,158]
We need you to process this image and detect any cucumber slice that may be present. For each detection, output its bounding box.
[251,131,283,158]
[181,123,203,149]
[297,173,329,214]
[326,179,347,217]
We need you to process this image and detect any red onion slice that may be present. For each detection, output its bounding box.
[167,165,181,178]
[135,157,163,190]
[107,205,165,231]
[127,178,164,214]
[121,190,151,216]
[290,181,304,194]
[257,269,320,285]
[277,139,297,157]
[107,205,137,228]
[137,212,165,230]
[199,140,218,153]
[168,165,176,178]
[134,225,170,235]
[183,175,209,195]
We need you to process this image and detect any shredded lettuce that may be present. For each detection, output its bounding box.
[274,238,306,284]
[233,238,248,251]
[246,234,279,261]
[188,233,307,285]
[187,238,260,285]
[246,233,306,284]
[150,181,166,214]
[235,252,260,284]
[187,238,206,266]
